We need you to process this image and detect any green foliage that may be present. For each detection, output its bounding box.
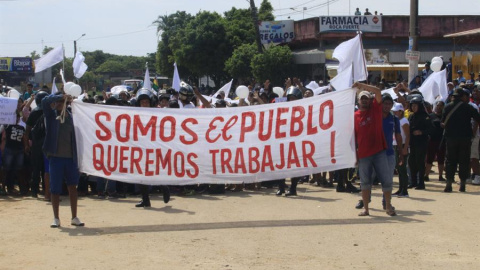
[173,11,230,86]
[225,43,258,81]
[251,45,293,85]
[259,0,275,21]
[223,7,256,49]
[96,60,126,73]
[153,11,194,77]
[29,51,40,60]
[42,46,54,55]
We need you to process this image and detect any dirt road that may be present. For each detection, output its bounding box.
[1,178,479,270]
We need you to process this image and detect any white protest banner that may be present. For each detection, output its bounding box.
[0,97,19,125]
[72,89,357,185]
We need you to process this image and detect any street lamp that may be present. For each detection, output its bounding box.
[290,7,307,19]
[74,33,86,56]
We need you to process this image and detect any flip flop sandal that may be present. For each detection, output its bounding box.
[358,211,369,216]
[386,209,397,216]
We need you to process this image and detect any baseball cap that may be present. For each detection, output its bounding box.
[457,70,463,74]
[391,103,404,112]
[358,91,373,100]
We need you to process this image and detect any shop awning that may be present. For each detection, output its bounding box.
[444,28,480,38]
[292,49,325,64]
[326,63,424,71]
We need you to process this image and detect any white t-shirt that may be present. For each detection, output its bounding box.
[393,117,409,146]
[469,102,480,137]
[179,101,195,109]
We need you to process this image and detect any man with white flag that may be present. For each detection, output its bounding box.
[34,46,64,73]
[172,62,181,92]
[73,52,88,79]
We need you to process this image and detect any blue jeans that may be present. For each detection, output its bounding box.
[359,150,393,192]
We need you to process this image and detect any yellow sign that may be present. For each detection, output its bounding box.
[0,58,12,71]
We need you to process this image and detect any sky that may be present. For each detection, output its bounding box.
[1,0,479,58]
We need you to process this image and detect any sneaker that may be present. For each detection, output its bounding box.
[392,190,402,196]
[473,176,480,185]
[398,191,409,198]
[50,218,61,228]
[439,176,446,182]
[71,217,85,226]
[424,175,430,182]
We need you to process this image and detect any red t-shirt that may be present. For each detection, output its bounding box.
[354,99,387,159]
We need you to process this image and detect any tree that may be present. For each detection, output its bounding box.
[42,46,54,55]
[173,11,230,86]
[251,45,293,85]
[153,11,194,77]
[223,7,256,49]
[96,60,127,73]
[29,51,40,60]
[225,43,258,82]
[259,0,275,21]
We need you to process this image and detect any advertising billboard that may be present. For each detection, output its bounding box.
[259,20,295,44]
[319,16,382,33]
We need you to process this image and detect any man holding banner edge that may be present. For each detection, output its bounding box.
[353,82,396,217]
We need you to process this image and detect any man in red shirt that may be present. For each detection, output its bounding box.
[353,82,396,216]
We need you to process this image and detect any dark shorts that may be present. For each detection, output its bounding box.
[44,154,50,173]
[426,140,446,164]
[49,157,79,195]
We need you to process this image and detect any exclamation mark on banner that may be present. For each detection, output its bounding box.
[330,131,336,164]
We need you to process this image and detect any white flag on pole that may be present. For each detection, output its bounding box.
[419,69,448,104]
[330,64,353,92]
[173,62,181,92]
[51,77,58,94]
[213,79,233,98]
[332,34,367,83]
[73,52,88,79]
[34,46,64,73]
[143,65,151,90]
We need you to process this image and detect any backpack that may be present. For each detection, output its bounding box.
[31,113,46,142]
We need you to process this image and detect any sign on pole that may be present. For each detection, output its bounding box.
[405,50,421,61]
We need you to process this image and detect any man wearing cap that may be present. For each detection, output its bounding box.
[442,87,480,192]
[422,62,433,82]
[457,70,466,84]
[353,82,396,216]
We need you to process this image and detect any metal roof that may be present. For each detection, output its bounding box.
[444,28,480,38]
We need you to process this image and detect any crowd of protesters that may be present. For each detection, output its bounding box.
[1,62,480,226]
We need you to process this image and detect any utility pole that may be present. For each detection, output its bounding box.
[407,0,419,86]
[249,0,263,53]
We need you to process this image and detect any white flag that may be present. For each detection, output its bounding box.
[213,79,233,98]
[381,87,398,100]
[143,66,152,90]
[51,77,58,94]
[73,52,88,79]
[419,69,447,104]
[305,81,320,90]
[330,64,353,92]
[34,46,64,73]
[173,62,181,92]
[332,34,367,83]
